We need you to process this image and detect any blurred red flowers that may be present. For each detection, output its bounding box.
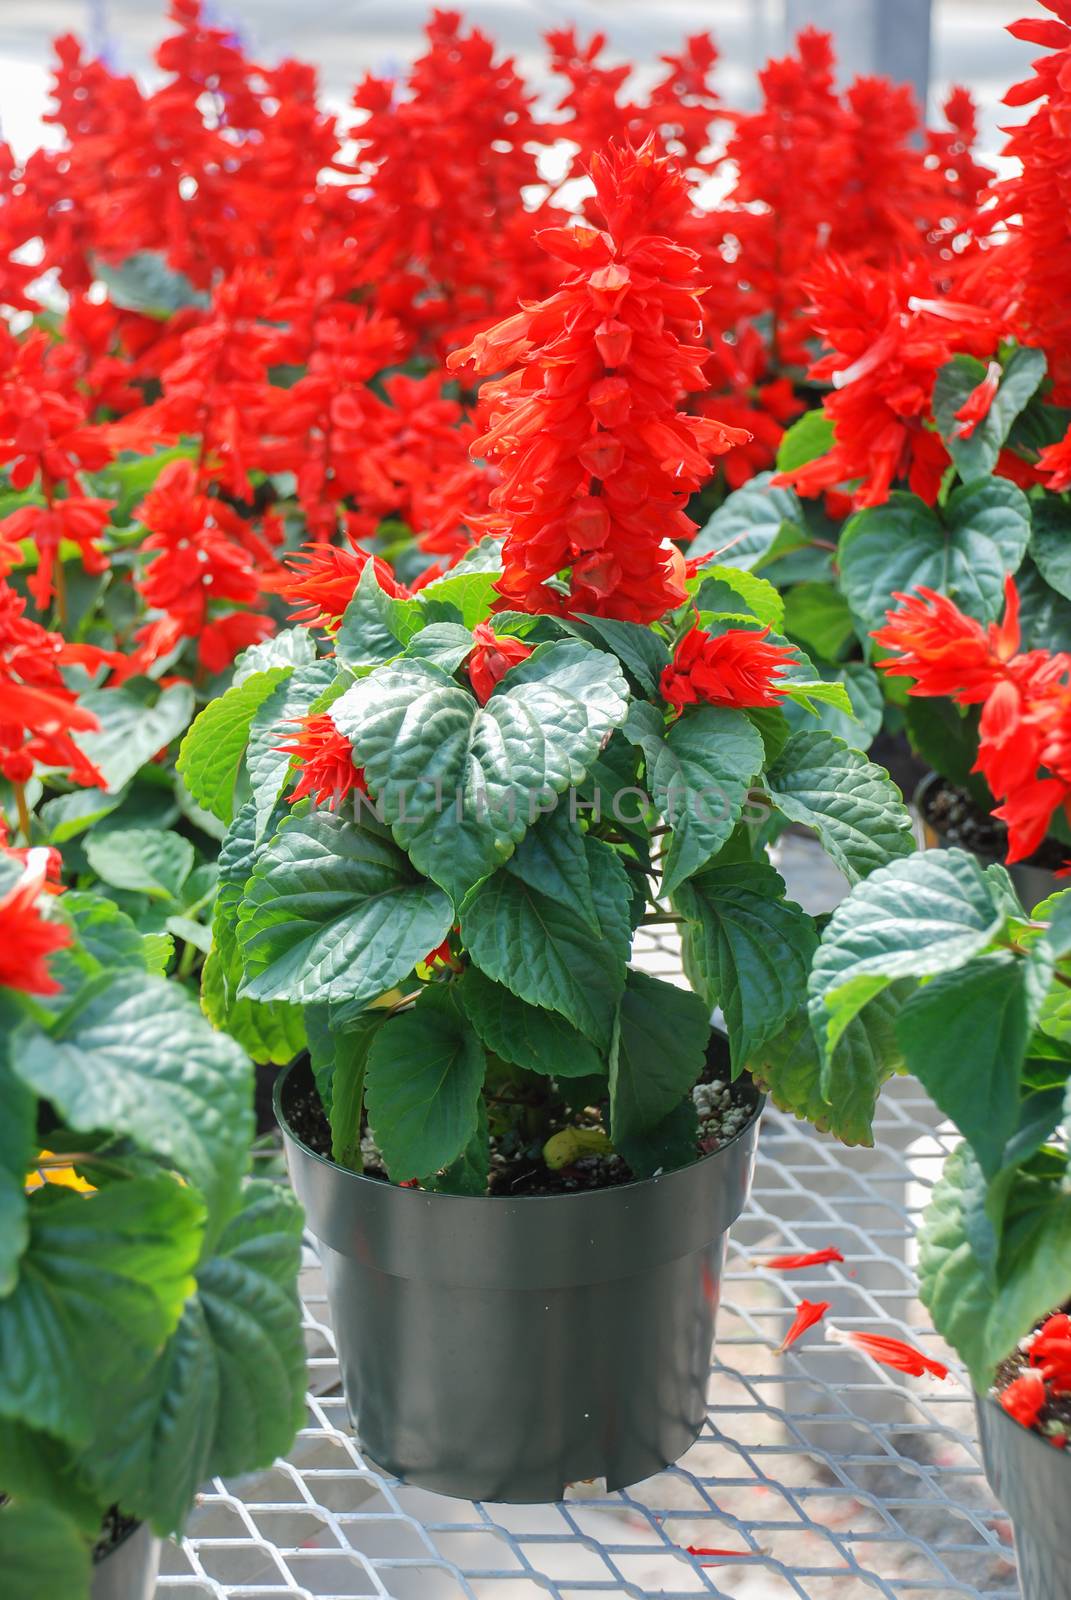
[0,842,71,995]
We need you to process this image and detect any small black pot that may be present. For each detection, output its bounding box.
[276,1054,762,1502]
[90,1521,161,1600]
[915,773,1061,912]
[976,1394,1071,1600]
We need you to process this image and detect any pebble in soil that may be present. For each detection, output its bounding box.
[280,1042,758,1196]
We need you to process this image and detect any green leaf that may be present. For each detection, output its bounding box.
[39,786,122,843]
[688,472,807,570]
[1017,552,1071,651]
[0,1175,203,1449]
[898,951,1045,1176]
[919,1147,1071,1388]
[94,250,209,315]
[404,621,474,673]
[905,698,984,797]
[675,862,818,1074]
[237,807,453,1005]
[572,614,671,695]
[0,1501,91,1600]
[1029,498,1071,602]
[415,569,499,628]
[15,973,253,1230]
[84,1180,306,1535]
[85,826,195,901]
[177,668,291,824]
[766,730,916,883]
[427,1099,491,1194]
[457,967,606,1078]
[328,1020,377,1169]
[776,409,835,474]
[74,679,196,794]
[808,848,1010,1059]
[645,706,765,894]
[615,1098,699,1180]
[335,559,423,671]
[200,946,305,1065]
[244,660,339,836]
[782,583,855,661]
[460,815,632,1045]
[53,892,157,981]
[0,1049,34,1296]
[933,347,1046,480]
[757,988,907,1147]
[609,971,709,1158]
[783,661,884,747]
[691,566,785,630]
[779,678,853,716]
[332,641,629,904]
[365,986,486,1180]
[839,482,1032,638]
[232,626,316,684]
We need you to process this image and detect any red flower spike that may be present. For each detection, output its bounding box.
[777,1299,831,1352]
[274,544,409,630]
[0,579,104,788]
[757,1247,845,1271]
[1000,1368,1048,1430]
[0,844,72,996]
[277,715,369,811]
[661,626,794,713]
[826,1324,950,1380]
[466,624,534,704]
[954,362,1001,439]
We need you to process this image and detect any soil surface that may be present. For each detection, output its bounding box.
[993,1305,1071,1443]
[281,1033,760,1196]
[92,1506,140,1564]
[922,778,1067,870]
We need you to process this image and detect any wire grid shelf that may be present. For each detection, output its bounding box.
[156,919,1022,1600]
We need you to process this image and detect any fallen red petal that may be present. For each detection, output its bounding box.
[827,1325,949,1380]
[778,1299,831,1352]
[758,1247,845,1270]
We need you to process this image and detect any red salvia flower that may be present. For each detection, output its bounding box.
[277,714,368,810]
[826,1324,949,1380]
[0,579,104,788]
[466,623,534,704]
[954,363,1001,439]
[1029,1313,1071,1392]
[757,1247,845,1271]
[778,1299,830,1352]
[274,543,408,630]
[1000,1368,1048,1429]
[661,626,794,713]
[450,139,748,623]
[0,843,72,995]
[1037,424,1071,492]
[873,579,1022,703]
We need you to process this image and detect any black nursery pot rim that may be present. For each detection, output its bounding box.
[273,1051,764,1205]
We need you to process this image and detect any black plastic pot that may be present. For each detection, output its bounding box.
[915,772,1061,912]
[276,1055,762,1502]
[90,1521,161,1600]
[976,1394,1071,1600]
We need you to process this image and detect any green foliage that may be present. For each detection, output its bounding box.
[609,973,710,1174]
[75,679,196,793]
[365,986,486,1179]
[775,409,835,474]
[177,667,291,824]
[765,730,916,883]
[932,347,1046,480]
[688,472,809,570]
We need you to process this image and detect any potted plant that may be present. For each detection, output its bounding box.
[809,842,1071,1599]
[176,141,918,1502]
[0,836,307,1598]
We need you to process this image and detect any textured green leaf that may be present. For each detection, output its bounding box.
[460,815,632,1044]
[328,1019,377,1169]
[427,1099,491,1194]
[757,990,906,1146]
[675,862,818,1074]
[0,1048,34,1296]
[919,1147,1071,1389]
[331,641,629,903]
[692,565,785,629]
[0,1175,203,1449]
[74,680,196,793]
[784,661,884,747]
[688,472,807,569]
[84,1180,306,1534]
[809,848,1009,1060]
[403,621,474,673]
[232,626,316,684]
[775,409,835,474]
[839,482,1032,637]
[335,559,423,671]
[85,826,195,900]
[645,707,765,894]
[39,786,122,843]
[782,582,855,661]
[1029,498,1071,602]
[458,967,606,1079]
[15,974,253,1228]
[1017,552,1071,652]
[237,808,453,1005]
[365,986,486,1180]
[609,971,709,1155]
[572,614,672,695]
[177,669,291,824]
[415,569,499,628]
[94,249,208,315]
[0,1501,92,1600]
[933,347,1046,480]
[766,730,915,883]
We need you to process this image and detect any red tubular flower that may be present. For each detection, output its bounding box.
[1038,424,1071,491]
[661,626,794,713]
[758,1247,845,1271]
[954,362,1001,439]
[450,140,748,623]
[1000,1368,1048,1430]
[778,1299,830,1352]
[0,844,71,995]
[826,1324,949,1380]
[277,715,368,810]
[273,543,408,630]
[0,580,104,788]
[466,624,534,704]
[873,579,1022,703]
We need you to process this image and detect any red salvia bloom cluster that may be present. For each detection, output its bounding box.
[278,715,368,810]
[661,626,795,713]
[465,624,533,704]
[0,580,105,788]
[773,258,999,508]
[875,579,1071,862]
[451,140,748,621]
[275,543,409,632]
[0,841,71,995]
[997,1310,1071,1440]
